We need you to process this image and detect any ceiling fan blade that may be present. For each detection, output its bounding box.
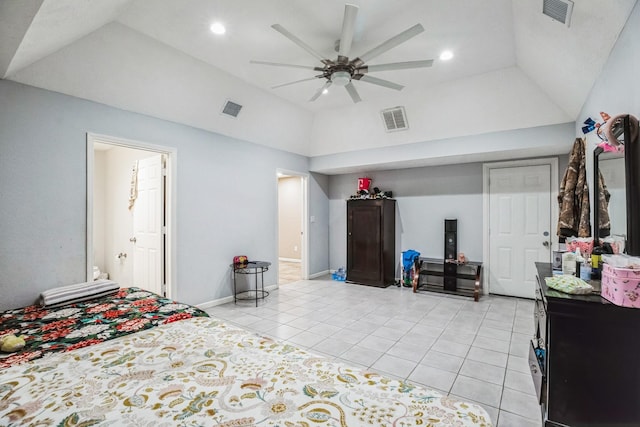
[338,4,359,58]
[271,76,320,89]
[271,24,327,63]
[344,82,362,103]
[309,81,332,102]
[356,74,404,91]
[361,59,434,73]
[355,24,424,64]
[250,60,322,71]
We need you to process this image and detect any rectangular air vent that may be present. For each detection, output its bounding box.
[221,100,243,118]
[543,0,573,27]
[381,106,409,132]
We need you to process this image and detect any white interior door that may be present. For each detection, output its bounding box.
[133,154,164,295]
[489,164,551,298]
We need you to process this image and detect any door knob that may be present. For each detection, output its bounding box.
[129,237,137,243]
[542,241,549,248]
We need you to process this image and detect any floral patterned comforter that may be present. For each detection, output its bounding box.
[0,287,208,369]
[0,317,491,426]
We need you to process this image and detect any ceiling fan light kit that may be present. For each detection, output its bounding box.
[331,71,351,87]
[252,3,435,104]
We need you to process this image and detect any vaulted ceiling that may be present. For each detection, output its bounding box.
[1,0,637,161]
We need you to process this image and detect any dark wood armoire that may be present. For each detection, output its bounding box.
[346,199,396,287]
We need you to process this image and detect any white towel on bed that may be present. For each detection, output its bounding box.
[38,280,120,307]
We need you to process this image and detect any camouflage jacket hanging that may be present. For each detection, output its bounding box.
[557,138,591,238]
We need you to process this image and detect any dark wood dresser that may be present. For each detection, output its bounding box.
[346,199,395,287]
[533,262,640,426]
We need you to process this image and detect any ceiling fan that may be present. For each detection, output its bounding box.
[251,4,433,103]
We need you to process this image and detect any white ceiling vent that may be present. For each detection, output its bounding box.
[543,0,574,27]
[381,107,409,132]
[221,100,243,118]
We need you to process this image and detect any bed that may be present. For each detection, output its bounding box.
[1,291,492,426]
[0,287,209,369]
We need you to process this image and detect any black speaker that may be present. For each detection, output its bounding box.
[444,219,458,291]
[444,219,457,261]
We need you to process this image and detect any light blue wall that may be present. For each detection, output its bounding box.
[309,173,330,276]
[578,1,640,132]
[0,80,329,310]
[578,1,640,232]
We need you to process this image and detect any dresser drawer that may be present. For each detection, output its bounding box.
[533,300,547,348]
[534,288,547,346]
[529,340,546,405]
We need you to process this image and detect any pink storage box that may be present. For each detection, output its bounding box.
[601,263,640,308]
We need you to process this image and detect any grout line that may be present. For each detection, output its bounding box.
[213,279,537,424]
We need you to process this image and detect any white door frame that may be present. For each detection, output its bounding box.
[482,158,559,295]
[86,133,177,298]
[276,169,309,282]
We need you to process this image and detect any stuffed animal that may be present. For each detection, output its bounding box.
[0,334,26,353]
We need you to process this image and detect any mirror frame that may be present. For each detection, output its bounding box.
[624,115,640,255]
[594,115,640,255]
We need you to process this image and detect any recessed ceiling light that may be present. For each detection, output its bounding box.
[210,22,226,35]
[439,50,454,61]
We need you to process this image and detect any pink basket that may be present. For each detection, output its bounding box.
[601,263,640,308]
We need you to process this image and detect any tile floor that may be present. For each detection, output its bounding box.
[278,260,302,284]
[206,278,541,426]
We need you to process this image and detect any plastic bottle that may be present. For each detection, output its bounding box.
[591,246,603,280]
[575,248,584,278]
[562,252,577,275]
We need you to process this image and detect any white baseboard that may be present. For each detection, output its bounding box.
[278,257,301,263]
[197,296,233,310]
[197,284,280,309]
[309,270,330,279]
[265,284,279,292]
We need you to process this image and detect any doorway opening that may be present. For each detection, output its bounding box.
[86,133,176,298]
[276,170,309,285]
[483,158,558,298]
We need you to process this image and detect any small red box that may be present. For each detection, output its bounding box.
[601,263,640,308]
[358,177,371,191]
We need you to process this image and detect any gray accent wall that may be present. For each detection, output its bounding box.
[329,156,570,278]
[329,164,485,274]
[0,80,329,311]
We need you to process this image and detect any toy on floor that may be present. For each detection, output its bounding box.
[0,334,26,353]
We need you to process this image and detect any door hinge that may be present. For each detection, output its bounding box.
[162,226,167,234]
[161,283,167,297]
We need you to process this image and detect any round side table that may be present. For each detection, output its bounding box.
[231,261,271,306]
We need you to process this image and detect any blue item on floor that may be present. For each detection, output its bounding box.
[332,267,346,281]
[402,249,421,271]
[402,249,421,287]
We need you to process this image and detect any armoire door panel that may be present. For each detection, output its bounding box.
[346,199,395,287]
